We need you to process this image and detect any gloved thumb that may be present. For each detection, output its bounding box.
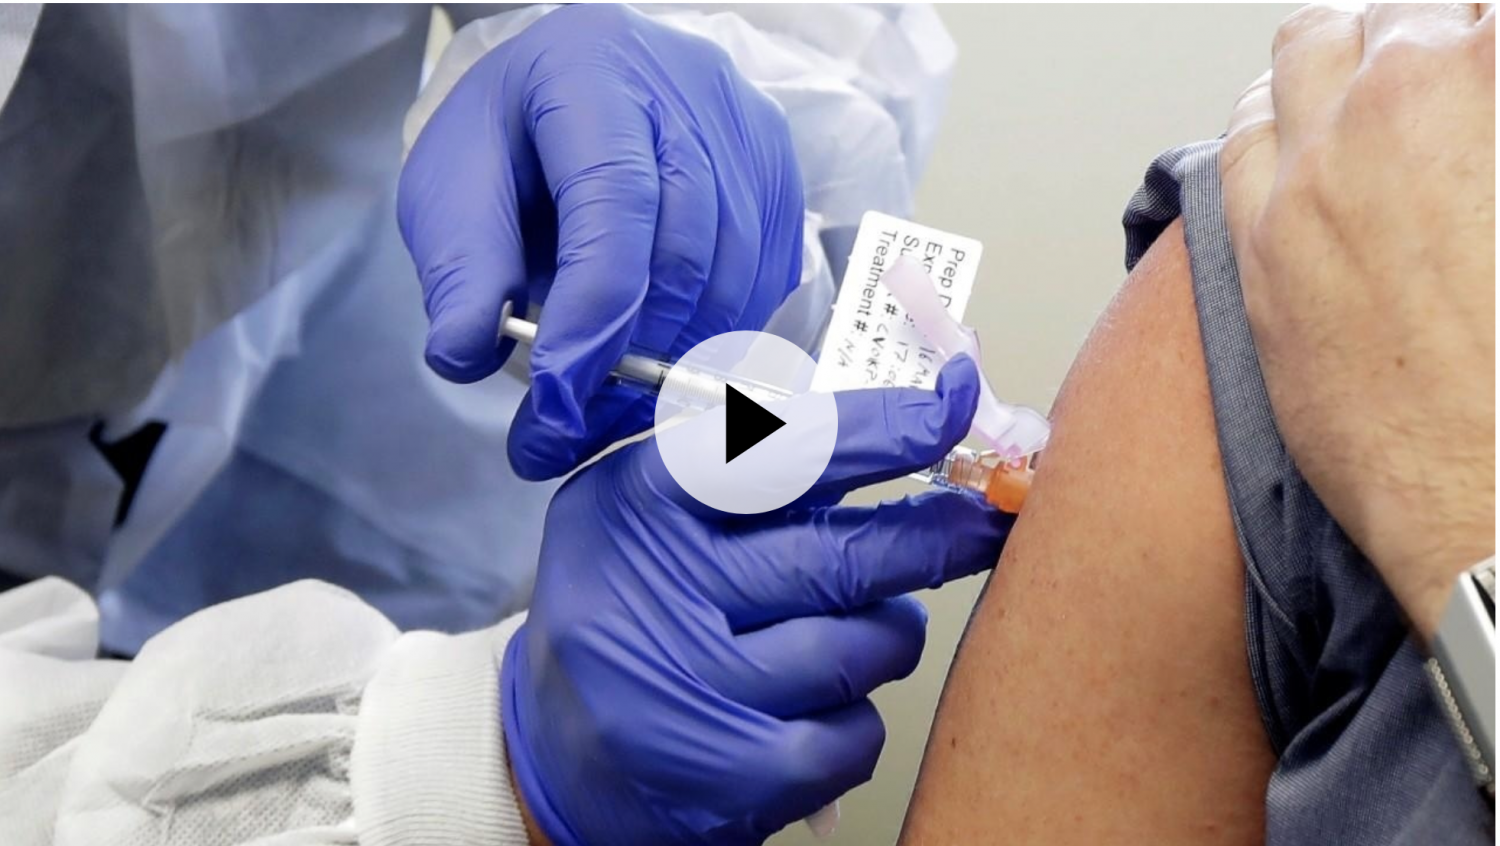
[788,354,983,508]
[508,387,656,481]
[397,64,530,384]
[640,354,986,515]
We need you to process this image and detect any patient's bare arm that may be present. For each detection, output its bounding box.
[900,222,1275,844]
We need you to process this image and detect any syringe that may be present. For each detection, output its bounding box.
[916,446,1036,514]
[499,316,791,410]
[498,316,1037,513]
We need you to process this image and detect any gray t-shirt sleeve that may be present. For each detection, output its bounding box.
[1121,139,1494,845]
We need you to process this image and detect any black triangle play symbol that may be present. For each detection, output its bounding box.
[724,384,787,463]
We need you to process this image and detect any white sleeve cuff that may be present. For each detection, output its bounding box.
[352,612,530,846]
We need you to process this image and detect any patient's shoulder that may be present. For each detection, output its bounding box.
[899,220,1274,845]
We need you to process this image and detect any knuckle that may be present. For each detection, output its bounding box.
[1219,118,1276,181]
[765,730,815,789]
[541,613,590,659]
[415,256,466,300]
[555,2,631,30]
[891,598,930,653]
[745,80,791,133]
[844,708,887,784]
[587,699,636,754]
[1375,35,1438,71]
[886,594,930,636]
[554,154,657,207]
[1273,4,1350,56]
[886,396,959,468]
[776,725,838,790]
[874,603,927,682]
[824,545,869,615]
[1271,9,1308,56]
[1467,20,1496,72]
[1360,36,1443,99]
[768,708,885,793]
[1229,71,1273,116]
[1479,7,1498,43]
[686,28,735,69]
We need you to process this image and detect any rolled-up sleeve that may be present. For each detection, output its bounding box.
[1122,140,1492,846]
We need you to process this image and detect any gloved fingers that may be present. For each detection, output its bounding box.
[660,73,795,356]
[510,117,716,479]
[709,596,927,718]
[517,76,660,478]
[397,70,530,384]
[715,491,1011,630]
[632,356,983,520]
[687,136,763,346]
[729,85,806,335]
[677,181,758,352]
[782,355,983,510]
[764,699,887,825]
[509,386,656,481]
[732,196,803,338]
[633,120,717,355]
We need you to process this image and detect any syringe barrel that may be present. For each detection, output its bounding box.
[503,316,792,411]
[613,353,674,394]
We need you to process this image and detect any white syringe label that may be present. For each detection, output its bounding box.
[811,211,984,392]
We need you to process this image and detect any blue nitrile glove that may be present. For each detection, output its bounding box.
[503,357,1013,845]
[398,4,804,481]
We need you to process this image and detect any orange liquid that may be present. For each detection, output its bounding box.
[985,455,1035,513]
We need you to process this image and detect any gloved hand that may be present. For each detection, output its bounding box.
[503,357,1013,845]
[398,4,804,481]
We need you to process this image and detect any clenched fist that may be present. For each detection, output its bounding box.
[1221,3,1495,639]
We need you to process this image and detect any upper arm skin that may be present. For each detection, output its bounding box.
[899,221,1275,844]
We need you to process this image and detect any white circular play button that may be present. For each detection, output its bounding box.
[654,331,839,514]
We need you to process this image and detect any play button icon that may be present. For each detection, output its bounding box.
[724,384,786,463]
[654,331,839,514]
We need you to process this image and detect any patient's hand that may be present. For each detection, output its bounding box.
[1221,4,1495,638]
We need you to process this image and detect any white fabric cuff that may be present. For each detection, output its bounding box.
[352,612,530,846]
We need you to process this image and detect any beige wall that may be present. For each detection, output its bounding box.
[772,5,1294,844]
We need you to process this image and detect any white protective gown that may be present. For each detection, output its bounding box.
[0,5,954,841]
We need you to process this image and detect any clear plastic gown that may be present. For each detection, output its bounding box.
[0,4,955,653]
